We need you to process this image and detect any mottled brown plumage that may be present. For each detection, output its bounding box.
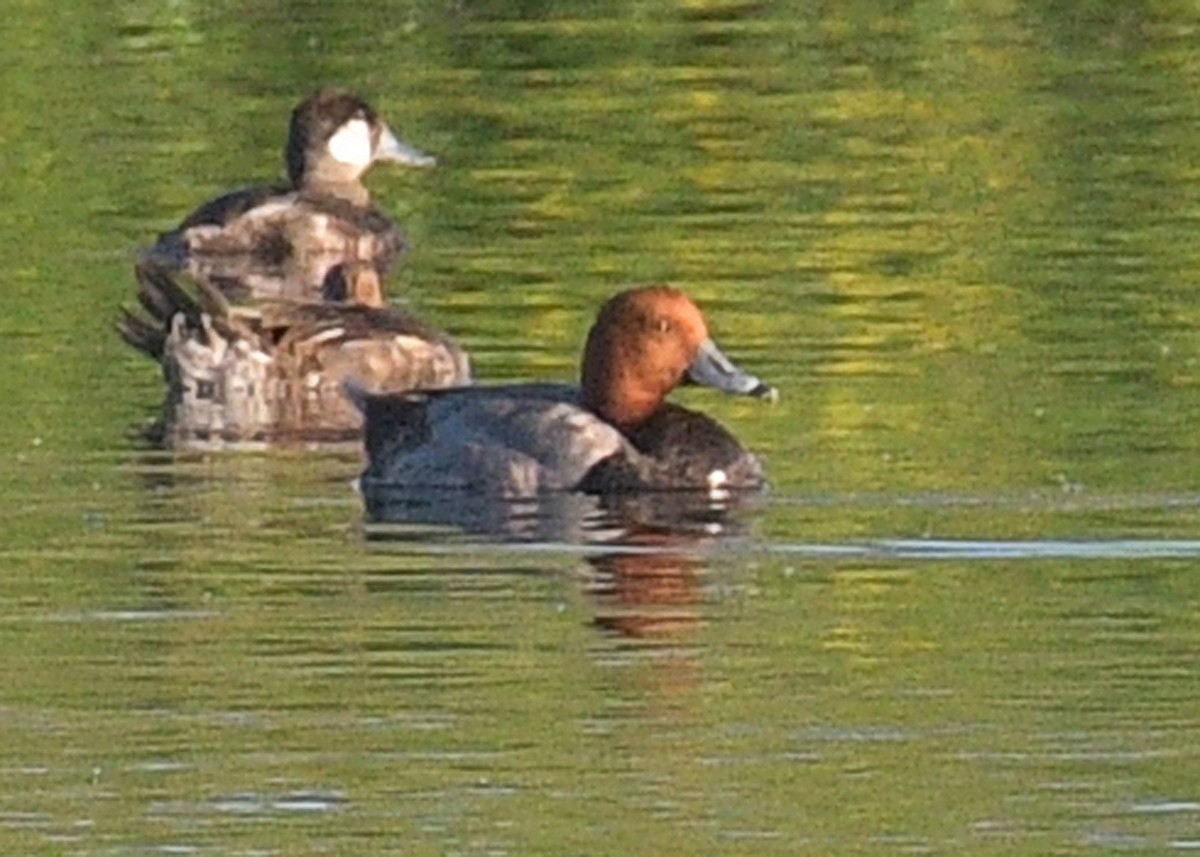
[142,88,435,303]
[120,260,470,447]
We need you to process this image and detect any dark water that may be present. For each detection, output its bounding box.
[2,2,1199,854]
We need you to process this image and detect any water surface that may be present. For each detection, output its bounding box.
[1,2,1199,854]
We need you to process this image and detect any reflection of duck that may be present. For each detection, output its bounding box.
[587,545,705,639]
[120,261,469,447]
[353,286,776,499]
[143,88,435,302]
[362,478,761,543]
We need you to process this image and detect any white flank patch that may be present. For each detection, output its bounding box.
[327,118,373,168]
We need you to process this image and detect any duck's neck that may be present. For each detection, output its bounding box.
[582,357,674,434]
[297,169,371,207]
[582,385,662,435]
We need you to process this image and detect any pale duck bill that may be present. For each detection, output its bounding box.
[686,339,778,402]
[376,124,437,168]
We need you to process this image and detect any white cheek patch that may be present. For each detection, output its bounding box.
[327,118,373,168]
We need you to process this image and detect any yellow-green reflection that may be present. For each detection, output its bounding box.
[1,1,1199,853]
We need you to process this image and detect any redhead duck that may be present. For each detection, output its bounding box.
[352,286,775,498]
[120,260,470,445]
[143,88,436,302]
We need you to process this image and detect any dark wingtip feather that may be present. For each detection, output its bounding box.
[116,309,166,360]
[122,260,215,360]
[136,259,205,323]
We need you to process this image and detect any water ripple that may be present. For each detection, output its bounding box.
[770,538,1200,560]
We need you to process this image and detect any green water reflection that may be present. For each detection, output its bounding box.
[1,1,1199,854]
[3,500,1198,852]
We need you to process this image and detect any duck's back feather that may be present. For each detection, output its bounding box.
[175,183,290,231]
[358,385,629,496]
[356,387,766,498]
[145,187,406,303]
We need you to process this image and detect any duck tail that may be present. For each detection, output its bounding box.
[120,258,257,360]
[117,258,203,360]
[116,306,167,360]
[133,256,204,326]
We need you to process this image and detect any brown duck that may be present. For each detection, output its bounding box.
[120,260,470,447]
[142,88,436,303]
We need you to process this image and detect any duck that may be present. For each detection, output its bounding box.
[351,285,775,498]
[119,259,470,446]
[142,88,436,303]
